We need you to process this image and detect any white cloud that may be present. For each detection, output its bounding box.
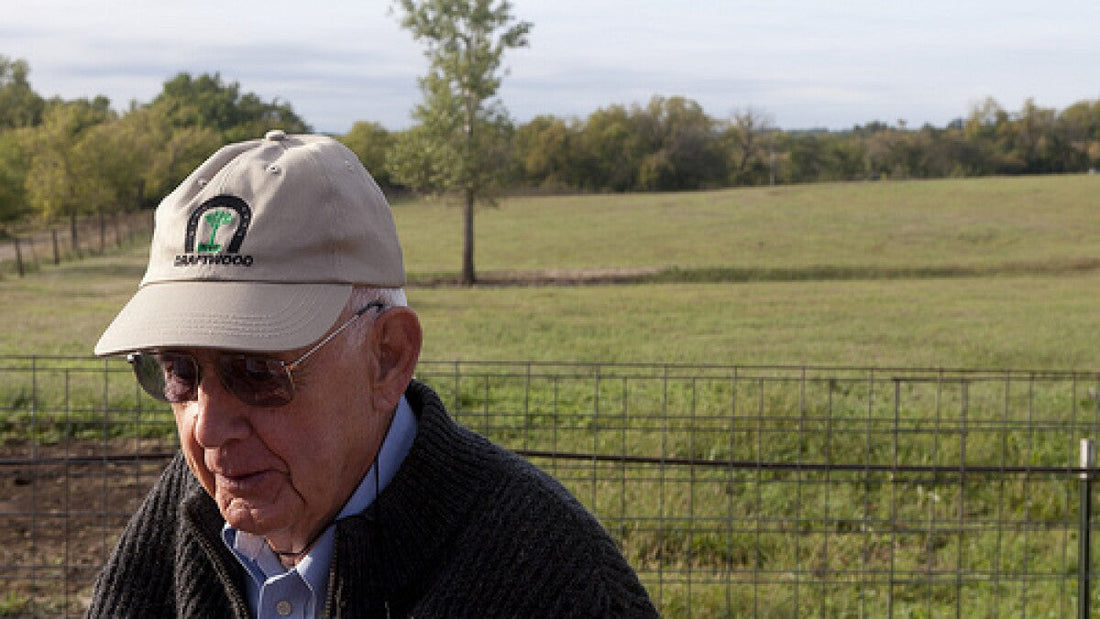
[5,0,1100,133]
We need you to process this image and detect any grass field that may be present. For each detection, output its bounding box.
[4,174,1100,615]
[3,173,1100,370]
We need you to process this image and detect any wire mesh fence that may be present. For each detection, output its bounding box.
[3,357,1100,616]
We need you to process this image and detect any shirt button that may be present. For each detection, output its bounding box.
[276,600,293,616]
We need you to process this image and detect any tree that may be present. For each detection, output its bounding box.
[1059,100,1100,169]
[575,104,641,191]
[513,115,578,189]
[390,0,531,285]
[636,96,724,190]
[112,101,222,207]
[0,131,30,229]
[0,56,40,230]
[784,133,827,183]
[339,121,396,191]
[69,102,221,216]
[152,73,309,142]
[22,97,115,251]
[723,108,775,186]
[0,56,44,130]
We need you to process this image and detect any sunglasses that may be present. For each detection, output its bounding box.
[127,302,385,407]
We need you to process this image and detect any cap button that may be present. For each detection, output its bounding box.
[264,129,287,141]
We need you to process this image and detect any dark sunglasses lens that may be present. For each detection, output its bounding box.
[129,353,198,403]
[218,355,294,407]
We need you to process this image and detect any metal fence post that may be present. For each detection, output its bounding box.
[1080,438,1095,619]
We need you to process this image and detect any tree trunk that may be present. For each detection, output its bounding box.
[70,212,80,258]
[461,188,476,285]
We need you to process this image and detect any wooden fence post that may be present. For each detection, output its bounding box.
[26,235,37,268]
[70,215,80,258]
[14,236,24,277]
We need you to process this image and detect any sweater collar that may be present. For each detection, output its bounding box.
[326,380,499,614]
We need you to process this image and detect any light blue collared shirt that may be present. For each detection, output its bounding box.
[221,396,417,618]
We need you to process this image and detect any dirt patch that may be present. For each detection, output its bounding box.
[1,440,175,616]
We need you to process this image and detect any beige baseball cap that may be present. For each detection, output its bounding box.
[94,130,405,356]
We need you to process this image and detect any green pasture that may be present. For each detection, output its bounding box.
[3,173,1100,369]
[397,174,1100,275]
[4,174,1100,616]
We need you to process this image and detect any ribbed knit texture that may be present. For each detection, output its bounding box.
[87,380,659,618]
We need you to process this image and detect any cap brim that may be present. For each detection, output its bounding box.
[94,281,352,356]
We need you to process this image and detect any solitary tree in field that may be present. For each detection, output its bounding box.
[390,0,531,285]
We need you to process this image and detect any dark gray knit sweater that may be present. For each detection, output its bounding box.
[87,380,658,618]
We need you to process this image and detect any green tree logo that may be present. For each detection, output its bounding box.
[197,210,234,253]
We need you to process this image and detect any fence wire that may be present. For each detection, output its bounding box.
[3,357,1100,617]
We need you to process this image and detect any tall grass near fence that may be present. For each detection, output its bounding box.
[417,362,1100,616]
[4,359,1100,616]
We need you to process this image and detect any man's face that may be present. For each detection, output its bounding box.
[170,316,389,553]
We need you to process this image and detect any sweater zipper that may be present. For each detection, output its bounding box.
[188,518,252,618]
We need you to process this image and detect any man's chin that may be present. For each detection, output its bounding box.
[218,494,292,536]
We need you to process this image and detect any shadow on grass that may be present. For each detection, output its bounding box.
[409,257,1100,287]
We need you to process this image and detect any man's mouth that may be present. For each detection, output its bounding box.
[217,470,275,494]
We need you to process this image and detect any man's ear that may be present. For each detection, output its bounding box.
[369,306,422,413]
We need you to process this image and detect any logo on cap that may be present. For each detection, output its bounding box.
[174,195,255,267]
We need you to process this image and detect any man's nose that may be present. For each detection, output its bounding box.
[191,370,252,448]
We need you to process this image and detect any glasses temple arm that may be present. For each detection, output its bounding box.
[284,301,385,371]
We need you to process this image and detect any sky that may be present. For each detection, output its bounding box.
[5,0,1100,135]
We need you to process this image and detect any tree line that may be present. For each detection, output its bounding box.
[3,54,1100,236]
[0,57,309,242]
[510,95,1100,190]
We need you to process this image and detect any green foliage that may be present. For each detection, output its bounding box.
[3,65,303,228]
[392,0,531,283]
[722,107,775,185]
[338,121,396,189]
[388,106,464,194]
[389,86,516,197]
[152,72,309,141]
[505,94,1100,192]
[104,101,221,207]
[0,130,30,226]
[638,96,726,190]
[0,56,44,130]
[510,98,773,192]
[390,0,531,197]
[22,98,116,221]
[576,104,642,191]
[512,115,578,189]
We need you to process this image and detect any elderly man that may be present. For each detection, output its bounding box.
[88,131,657,618]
